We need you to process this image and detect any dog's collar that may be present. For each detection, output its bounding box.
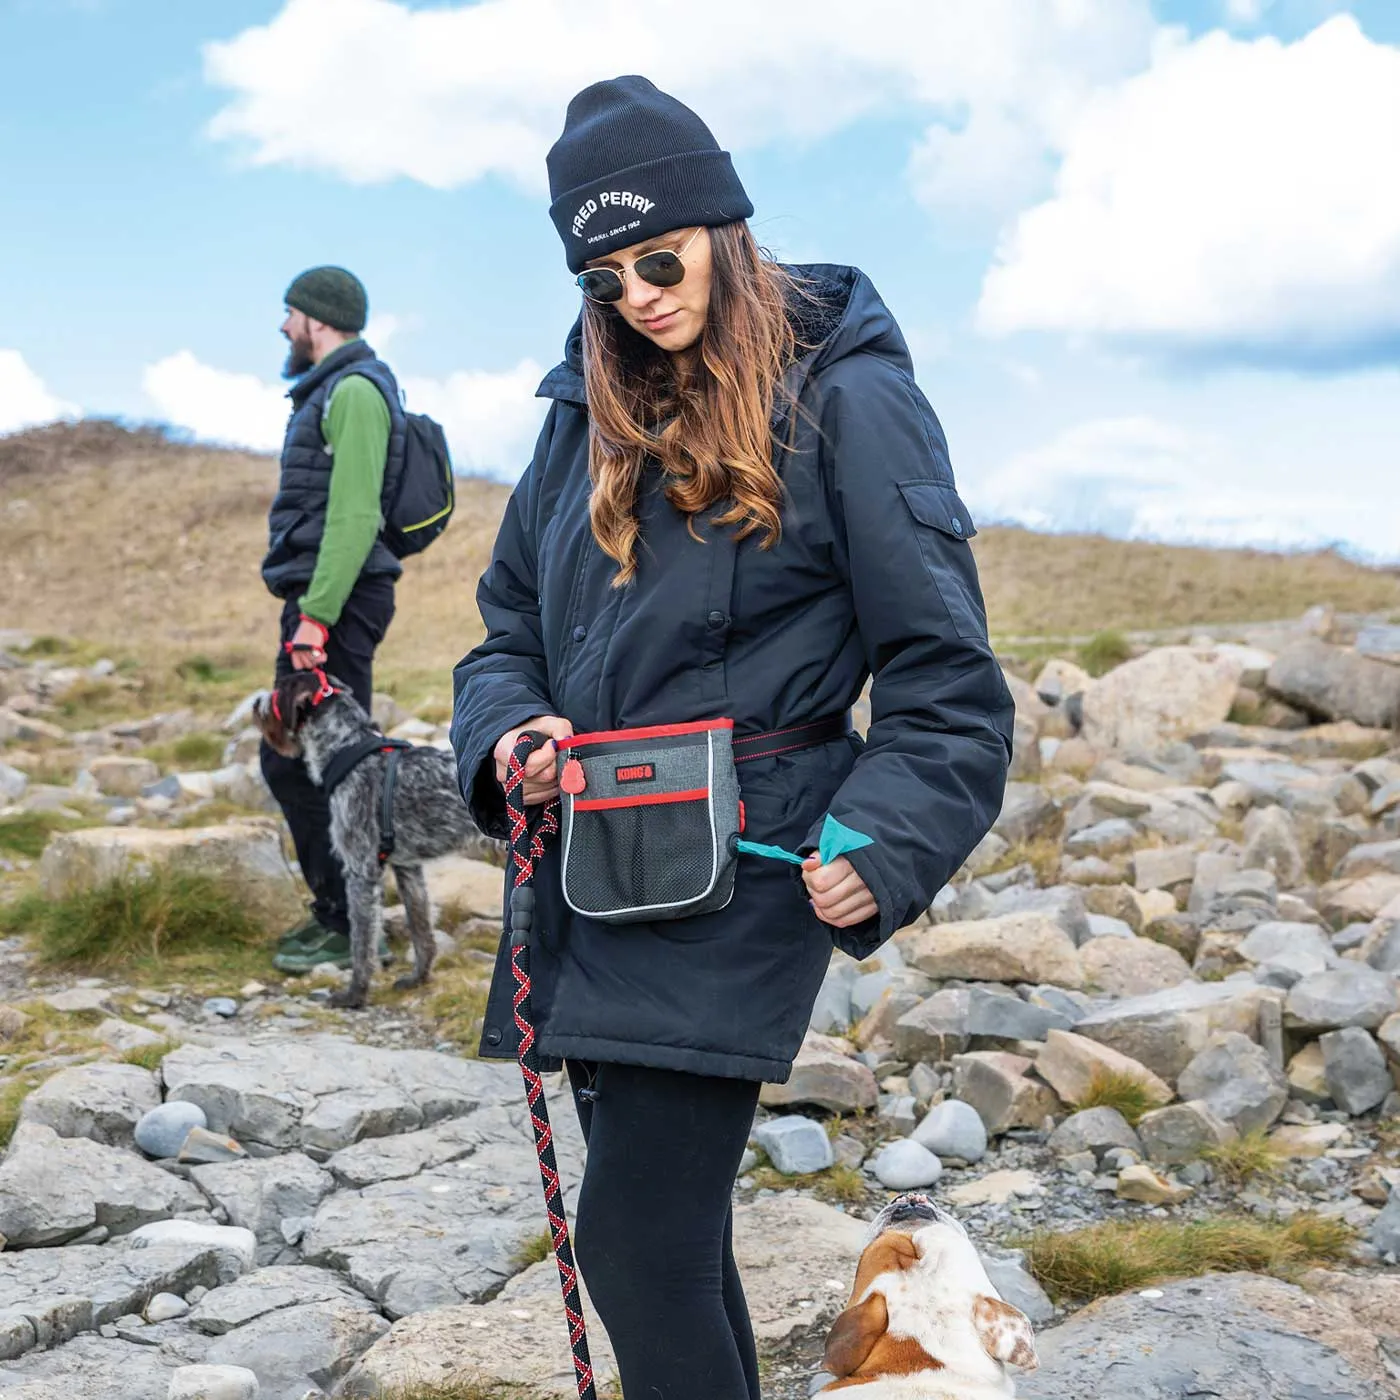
[271,668,338,723]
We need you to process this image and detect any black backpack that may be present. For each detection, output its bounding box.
[382,411,455,558]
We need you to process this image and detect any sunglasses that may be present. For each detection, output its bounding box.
[575,228,702,304]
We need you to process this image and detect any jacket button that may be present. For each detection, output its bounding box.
[571,625,587,642]
[484,1026,503,1046]
[951,517,964,535]
[707,611,728,629]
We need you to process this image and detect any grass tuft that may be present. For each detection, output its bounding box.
[141,731,227,771]
[414,957,492,1054]
[1077,629,1134,677]
[20,635,73,658]
[982,835,1064,885]
[117,1038,182,1071]
[0,1077,36,1148]
[0,868,292,983]
[1202,1130,1286,1184]
[0,812,76,860]
[747,1163,870,1206]
[1020,1213,1354,1304]
[1071,1067,1160,1127]
[511,1230,554,1270]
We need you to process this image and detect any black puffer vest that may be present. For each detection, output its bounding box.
[261,340,407,597]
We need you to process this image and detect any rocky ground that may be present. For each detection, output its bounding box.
[1,608,1399,1400]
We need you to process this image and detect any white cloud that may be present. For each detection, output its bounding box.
[204,0,1155,217]
[977,17,1400,369]
[967,414,1396,559]
[401,362,547,481]
[140,350,546,479]
[0,350,79,434]
[363,313,402,353]
[143,350,290,452]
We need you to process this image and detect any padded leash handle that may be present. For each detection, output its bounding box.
[504,731,595,1400]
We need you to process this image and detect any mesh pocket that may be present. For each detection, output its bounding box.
[565,798,721,915]
[557,721,739,924]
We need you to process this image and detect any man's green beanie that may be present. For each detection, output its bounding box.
[284,266,368,333]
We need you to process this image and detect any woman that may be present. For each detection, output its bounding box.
[451,76,1013,1400]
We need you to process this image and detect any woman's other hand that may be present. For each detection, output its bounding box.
[494,715,575,806]
[801,855,878,928]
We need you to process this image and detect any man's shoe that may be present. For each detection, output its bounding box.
[272,929,395,974]
[275,916,328,953]
[273,928,352,973]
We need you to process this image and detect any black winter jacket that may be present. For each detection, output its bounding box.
[262,340,407,597]
[451,265,1013,1083]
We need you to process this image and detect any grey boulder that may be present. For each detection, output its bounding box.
[1176,1033,1289,1134]
[911,1099,988,1164]
[1319,1027,1393,1116]
[134,1102,209,1159]
[0,1123,206,1247]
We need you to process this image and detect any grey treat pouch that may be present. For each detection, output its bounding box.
[556,719,740,924]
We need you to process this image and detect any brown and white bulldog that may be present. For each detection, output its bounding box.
[817,1193,1039,1399]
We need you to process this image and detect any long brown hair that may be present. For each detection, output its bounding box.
[581,221,802,585]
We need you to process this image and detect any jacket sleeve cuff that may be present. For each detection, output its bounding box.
[798,819,896,961]
[454,702,556,840]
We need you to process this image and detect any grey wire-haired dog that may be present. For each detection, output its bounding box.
[253,669,496,1008]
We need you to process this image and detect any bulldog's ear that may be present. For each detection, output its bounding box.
[973,1295,1039,1371]
[822,1290,888,1379]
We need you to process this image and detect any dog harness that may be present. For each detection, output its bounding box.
[503,714,859,1398]
[319,736,414,865]
[280,669,416,867]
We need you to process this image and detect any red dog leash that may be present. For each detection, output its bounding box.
[505,731,596,1400]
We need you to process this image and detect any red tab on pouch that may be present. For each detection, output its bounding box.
[560,758,587,796]
[615,763,655,784]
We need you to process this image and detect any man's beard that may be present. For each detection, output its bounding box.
[282,335,315,379]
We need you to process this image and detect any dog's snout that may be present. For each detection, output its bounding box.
[887,1193,938,1225]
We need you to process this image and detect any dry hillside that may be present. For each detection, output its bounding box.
[2,421,1397,712]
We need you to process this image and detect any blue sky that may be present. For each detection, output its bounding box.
[2,0,1397,559]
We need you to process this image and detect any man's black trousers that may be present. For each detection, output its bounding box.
[259,577,395,934]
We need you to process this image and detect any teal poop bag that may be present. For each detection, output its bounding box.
[735,813,873,867]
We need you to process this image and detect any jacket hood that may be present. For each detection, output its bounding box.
[535,263,914,408]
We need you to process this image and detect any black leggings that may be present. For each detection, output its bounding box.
[567,1060,762,1400]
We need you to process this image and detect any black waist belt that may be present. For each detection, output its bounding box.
[319,736,414,865]
[732,714,849,764]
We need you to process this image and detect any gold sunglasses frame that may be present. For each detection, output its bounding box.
[575,227,703,304]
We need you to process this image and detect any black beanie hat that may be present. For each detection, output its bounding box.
[284,266,368,333]
[548,76,754,273]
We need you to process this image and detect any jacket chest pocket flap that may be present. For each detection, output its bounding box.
[896,480,988,641]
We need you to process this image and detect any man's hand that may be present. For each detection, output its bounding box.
[288,615,329,671]
[802,854,878,929]
[494,715,575,806]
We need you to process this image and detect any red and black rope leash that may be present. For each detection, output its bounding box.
[505,731,596,1400]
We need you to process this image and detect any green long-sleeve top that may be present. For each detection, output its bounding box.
[298,365,392,627]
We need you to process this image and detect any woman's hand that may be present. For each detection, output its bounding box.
[494,715,575,806]
[802,855,878,928]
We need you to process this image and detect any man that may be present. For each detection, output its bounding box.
[261,265,405,973]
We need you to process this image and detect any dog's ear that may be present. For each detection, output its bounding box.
[822,1290,888,1379]
[278,671,323,730]
[973,1295,1039,1372]
[822,1231,921,1380]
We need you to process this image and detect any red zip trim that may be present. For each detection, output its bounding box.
[573,787,709,812]
[558,719,733,749]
